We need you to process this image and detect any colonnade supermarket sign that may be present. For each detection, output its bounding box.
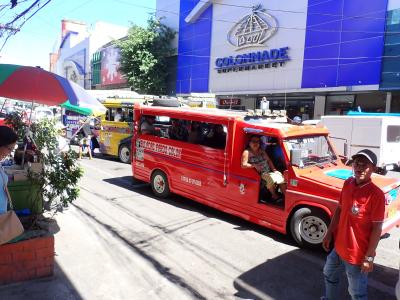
[215,4,290,73]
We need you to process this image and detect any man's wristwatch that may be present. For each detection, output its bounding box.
[364,256,374,262]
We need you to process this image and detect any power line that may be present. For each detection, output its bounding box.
[194,0,386,21]
[114,0,393,35]
[0,0,54,52]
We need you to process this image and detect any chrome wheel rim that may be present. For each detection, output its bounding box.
[299,216,327,244]
[120,147,130,163]
[154,175,165,194]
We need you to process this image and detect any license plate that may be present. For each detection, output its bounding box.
[388,207,397,219]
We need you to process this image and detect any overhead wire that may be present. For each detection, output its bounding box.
[0,0,53,52]
[112,0,394,35]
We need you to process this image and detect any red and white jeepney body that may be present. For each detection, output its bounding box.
[131,105,400,247]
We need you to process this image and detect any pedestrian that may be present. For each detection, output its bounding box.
[114,108,123,122]
[322,149,385,300]
[78,120,93,160]
[55,123,70,154]
[0,126,18,214]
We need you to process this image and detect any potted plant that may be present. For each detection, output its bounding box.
[0,112,83,285]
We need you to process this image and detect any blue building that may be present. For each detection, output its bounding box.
[157,0,400,119]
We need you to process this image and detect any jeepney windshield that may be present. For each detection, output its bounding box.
[284,135,337,167]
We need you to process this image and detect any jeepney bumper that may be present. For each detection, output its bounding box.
[382,211,400,235]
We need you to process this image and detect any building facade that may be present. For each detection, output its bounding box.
[50,20,128,89]
[157,0,400,119]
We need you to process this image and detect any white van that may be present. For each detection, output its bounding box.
[320,115,400,172]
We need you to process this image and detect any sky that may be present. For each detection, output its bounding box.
[0,0,156,70]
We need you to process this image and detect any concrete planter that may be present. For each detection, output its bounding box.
[0,235,54,285]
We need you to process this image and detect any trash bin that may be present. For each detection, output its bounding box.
[7,180,43,214]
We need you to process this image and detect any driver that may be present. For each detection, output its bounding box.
[241,135,286,200]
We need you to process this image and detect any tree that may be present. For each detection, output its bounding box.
[117,17,176,95]
[5,113,83,218]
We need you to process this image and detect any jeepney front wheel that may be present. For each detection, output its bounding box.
[119,144,131,164]
[151,170,171,198]
[290,207,330,248]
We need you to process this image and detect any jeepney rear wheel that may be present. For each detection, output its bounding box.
[290,207,330,249]
[118,144,131,164]
[151,170,171,198]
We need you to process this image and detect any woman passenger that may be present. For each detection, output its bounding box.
[241,135,285,200]
[0,126,18,214]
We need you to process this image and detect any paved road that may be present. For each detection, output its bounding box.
[0,157,398,299]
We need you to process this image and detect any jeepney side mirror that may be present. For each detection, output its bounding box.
[290,149,303,167]
[343,142,348,157]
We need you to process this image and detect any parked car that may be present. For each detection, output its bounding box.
[33,107,54,121]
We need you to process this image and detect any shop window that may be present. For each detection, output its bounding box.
[325,95,354,115]
[391,93,400,113]
[355,93,386,113]
[266,98,314,120]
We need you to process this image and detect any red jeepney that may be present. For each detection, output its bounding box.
[131,105,400,247]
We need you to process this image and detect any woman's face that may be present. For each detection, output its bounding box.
[249,138,260,151]
[0,142,16,161]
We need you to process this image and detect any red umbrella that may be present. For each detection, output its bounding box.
[0,64,97,106]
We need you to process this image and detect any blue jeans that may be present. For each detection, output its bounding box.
[323,249,368,300]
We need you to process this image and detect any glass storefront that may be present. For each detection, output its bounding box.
[257,97,315,120]
[391,93,400,112]
[325,93,387,115]
[355,93,386,112]
[325,95,355,115]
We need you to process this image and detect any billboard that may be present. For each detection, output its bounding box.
[101,46,126,86]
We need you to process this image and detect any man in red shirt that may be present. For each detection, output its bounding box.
[322,149,385,300]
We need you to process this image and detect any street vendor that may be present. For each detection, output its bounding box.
[0,126,18,214]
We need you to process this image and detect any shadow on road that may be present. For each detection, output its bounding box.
[103,176,296,248]
[233,249,397,300]
[0,262,82,300]
[72,203,207,300]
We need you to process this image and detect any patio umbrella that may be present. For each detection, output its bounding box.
[60,100,106,117]
[0,64,100,107]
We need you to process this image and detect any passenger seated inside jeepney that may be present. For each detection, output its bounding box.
[140,115,156,135]
[188,121,201,144]
[241,135,286,201]
[203,124,226,149]
[168,118,188,141]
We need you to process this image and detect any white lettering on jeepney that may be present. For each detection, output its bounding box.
[181,175,202,187]
[137,139,182,159]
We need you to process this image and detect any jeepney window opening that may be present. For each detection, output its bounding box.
[284,136,337,167]
[387,125,400,143]
[138,114,227,150]
[106,108,113,121]
[106,107,133,122]
[244,134,287,172]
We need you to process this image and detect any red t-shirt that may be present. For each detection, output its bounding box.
[335,177,385,265]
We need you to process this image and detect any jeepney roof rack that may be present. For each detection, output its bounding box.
[244,109,288,122]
